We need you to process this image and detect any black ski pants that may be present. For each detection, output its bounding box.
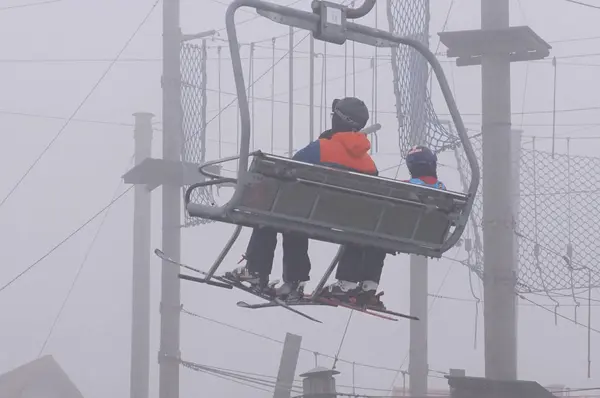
[244,227,386,283]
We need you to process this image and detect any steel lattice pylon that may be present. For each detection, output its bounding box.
[455,137,600,295]
[386,0,459,155]
[180,42,215,227]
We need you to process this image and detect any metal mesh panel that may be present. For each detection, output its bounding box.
[386,0,459,156]
[518,144,600,292]
[455,137,600,294]
[180,41,215,227]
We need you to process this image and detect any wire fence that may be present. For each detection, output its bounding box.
[455,135,600,294]
[387,0,459,155]
[180,42,216,227]
[518,140,600,292]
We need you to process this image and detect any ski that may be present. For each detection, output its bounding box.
[361,292,419,321]
[235,293,415,321]
[236,299,337,309]
[314,296,399,321]
[178,273,234,289]
[219,274,323,323]
[155,249,233,289]
[367,305,419,321]
[155,248,321,323]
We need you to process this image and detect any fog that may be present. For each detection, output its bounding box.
[0,0,599,397]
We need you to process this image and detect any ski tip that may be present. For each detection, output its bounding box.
[237,301,252,308]
[154,248,164,257]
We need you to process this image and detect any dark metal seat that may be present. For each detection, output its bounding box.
[187,152,468,257]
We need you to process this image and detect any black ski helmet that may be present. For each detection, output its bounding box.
[331,97,369,131]
[406,145,437,176]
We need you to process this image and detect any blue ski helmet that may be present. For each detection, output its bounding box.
[406,146,437,175]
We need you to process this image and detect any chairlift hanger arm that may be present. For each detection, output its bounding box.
[340,0,376,19]
[227,1,477,205]
[223,0,479,173]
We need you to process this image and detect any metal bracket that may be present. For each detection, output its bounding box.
[312,1,347,45]
[256,1,395,47]
[158,351,182,364]
[159,302,184,314]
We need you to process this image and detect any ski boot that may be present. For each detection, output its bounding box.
[320,280,362,304]
[225,265,274,295]
[275,281,306,302]
[354,281,386,311]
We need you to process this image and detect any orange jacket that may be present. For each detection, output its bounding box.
[293,132,378,175]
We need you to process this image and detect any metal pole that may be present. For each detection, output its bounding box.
[273,333,302,398]
[409,0,430,393]
[588,269,592,378]
[130,112,153,398]
[551,57,557,158]
[309,34,315,142]
[481,0,517,381]
[409,255,428,396]
[288,26,294,157]
[160,0,182,396]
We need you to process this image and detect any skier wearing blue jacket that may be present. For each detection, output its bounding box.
[318,145,446,309]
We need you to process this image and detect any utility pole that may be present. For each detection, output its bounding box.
[130,112,153,398]
[160,0,182,397]
[288,26,294,157]
[409,254,428,395]
[439,0,550,381]
[408,1,431,393]
[123,15,217,398]
[479,0,516,380]
[309,34,315,143]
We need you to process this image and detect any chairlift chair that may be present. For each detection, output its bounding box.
[183,0,480,288]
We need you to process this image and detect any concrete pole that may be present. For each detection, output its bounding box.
[481,0,518,381]
[408,1,431,393]
[130,112,153,398]
[159,0,182,396]
[273,333,302,398]
[288,26,294,157]
[309,34,315,143]
[409,255,428,396]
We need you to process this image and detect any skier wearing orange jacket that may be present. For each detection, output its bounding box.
[227,97,386,303]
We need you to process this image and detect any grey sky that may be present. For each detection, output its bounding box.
[0,0,599,397]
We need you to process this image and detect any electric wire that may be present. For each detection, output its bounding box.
[0,186,134,294]
[0,0,159,212]
[37,154,135,356]
[181,307,442,375]
[0,0,61,11]
[565,0,600,10]
[332,310,354,369]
